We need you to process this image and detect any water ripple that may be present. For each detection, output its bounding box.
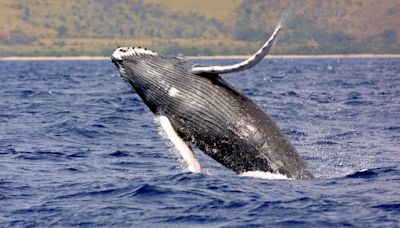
[0,59,399,227]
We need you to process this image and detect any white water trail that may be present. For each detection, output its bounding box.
[240,171,291,180]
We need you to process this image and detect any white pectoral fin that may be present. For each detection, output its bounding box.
[191,23,281,75]
[158,116,201,173]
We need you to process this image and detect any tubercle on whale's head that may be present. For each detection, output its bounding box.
[110,46,191,82]
[111,46,158,70]
[111,46,161,79]
[111,46,158,61]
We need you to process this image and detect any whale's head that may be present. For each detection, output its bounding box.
[111,46,192,113]
[111,46,178,79]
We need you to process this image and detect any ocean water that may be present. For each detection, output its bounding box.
[0,58,399,227]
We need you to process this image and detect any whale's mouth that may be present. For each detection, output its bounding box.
[110,55,128,77]
[110,55,123,70]
[110,47,123,70]
[111,56,122,64]
[113,62,128,77]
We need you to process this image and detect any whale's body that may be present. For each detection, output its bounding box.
[111,25,314,180]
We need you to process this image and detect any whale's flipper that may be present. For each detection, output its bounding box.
[191,24,281,75]
[158,116,201,173]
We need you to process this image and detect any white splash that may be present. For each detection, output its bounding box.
[240,171,290,180]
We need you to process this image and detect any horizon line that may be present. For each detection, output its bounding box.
[1,54,400,61]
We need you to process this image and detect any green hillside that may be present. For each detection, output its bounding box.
[233,0,400,54]
[0,0,399,56]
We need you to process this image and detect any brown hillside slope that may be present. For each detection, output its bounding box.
[0,0,399,56]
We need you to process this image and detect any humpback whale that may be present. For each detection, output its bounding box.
[111,24,314,180]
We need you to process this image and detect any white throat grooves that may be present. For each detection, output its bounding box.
[191,24,281,74]
[158,116,201,173]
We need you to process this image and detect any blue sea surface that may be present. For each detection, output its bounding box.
[0,58,399,227]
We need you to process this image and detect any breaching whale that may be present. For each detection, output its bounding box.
[111,24,314,180]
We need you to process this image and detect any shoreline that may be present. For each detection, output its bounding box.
[1,54,400,61]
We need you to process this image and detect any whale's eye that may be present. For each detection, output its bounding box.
[120,49,127,53]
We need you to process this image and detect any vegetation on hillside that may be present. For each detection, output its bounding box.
[234,0,400,54]
[0,0,399,56]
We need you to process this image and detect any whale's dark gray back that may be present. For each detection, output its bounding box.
[113,51,313,180]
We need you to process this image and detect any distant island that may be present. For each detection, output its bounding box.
[1,0,399,57]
